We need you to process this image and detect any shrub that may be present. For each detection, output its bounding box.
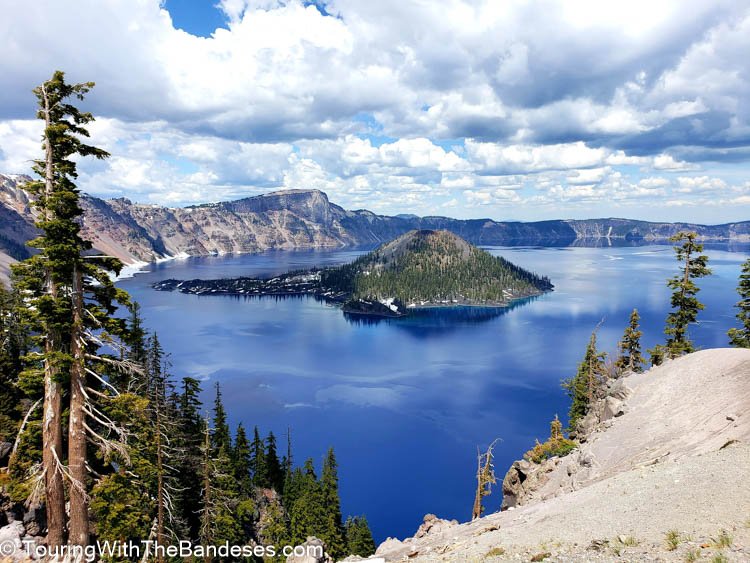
[524,415,577,464]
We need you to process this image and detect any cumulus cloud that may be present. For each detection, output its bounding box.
[0,0,749,221]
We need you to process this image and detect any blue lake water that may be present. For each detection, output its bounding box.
[117,243,749,542]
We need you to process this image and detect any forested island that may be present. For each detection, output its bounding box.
[153,229,553,317]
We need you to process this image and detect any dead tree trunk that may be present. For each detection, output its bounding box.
[472,439,499,520]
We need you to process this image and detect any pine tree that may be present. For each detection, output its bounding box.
[664,231,711,358]
[251,426,269,488]
[11,70,131,547]
[257,495,289,562]
[125,302,148,386]
[562,331,607,433]
[616,309,644,373]
[320,448,346,559]
[199,419,242,553]
[174,377,204,539]
[728,258,750,347]
[212,383,232,454]
[344,516,376,558]
[289,459,326,545]
[266,431,284,493]
[233,424,253,497]
[0,286,26,444]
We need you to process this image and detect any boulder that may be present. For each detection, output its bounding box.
[285,537,332,563]
[375,537,402,555]
[413,514,458,538]
[22,505,45,538]
[602,396,626,421]
[0,521,25,560]
[0,442,12,465]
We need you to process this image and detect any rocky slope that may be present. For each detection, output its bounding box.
[2,172,749,284]
[372,349,750,562]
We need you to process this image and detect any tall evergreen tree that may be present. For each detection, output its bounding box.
[11,70,129,548]
[233,423,253,497]
[728,257,750,347]
[664,231,711,358]
[616,309,644,373]
[320,448,346,559]
[0,286,26,444]
[289,459,326,545]
[562,331,607,433]
[212,383,231,454]
[174,377,204,539]
[344,516,376,558]
[199,419,243,553]
[251,426,269,488]
[266,431,284,493]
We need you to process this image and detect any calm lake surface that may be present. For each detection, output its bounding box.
[117,243,748,542]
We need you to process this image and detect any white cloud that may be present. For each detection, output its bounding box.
[0,0,749,221]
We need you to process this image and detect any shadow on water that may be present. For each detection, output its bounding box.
[343,296,539,335]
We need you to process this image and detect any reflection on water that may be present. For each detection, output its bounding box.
[343,298,538,331]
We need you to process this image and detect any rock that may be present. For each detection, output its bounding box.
[0,442,11,465]
[285,537,332,563]
[0,521,25,559]
[726,413,738,422]
[608,378,632,401]
[602,396,626,421]
[375,537,403,555]
[22,505,45,538]
[579,451,597,468]
[414,514,458,538]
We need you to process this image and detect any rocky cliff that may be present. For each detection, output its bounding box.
[373,349,750,562]
[2,173,749,284]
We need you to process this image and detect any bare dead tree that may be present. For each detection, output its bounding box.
[472,438,500,520]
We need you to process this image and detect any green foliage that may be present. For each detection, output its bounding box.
[524,415,577,464]
[616,309,644,373]
[252,426,269,488]
[200,420,243,548]
[233,423,253,496]
[289,459,327,545]
[647,344,667,367]
[257,494,289,562]
[320,448,347,559]
[664,529,682,551]
[664,232,711,358]
[321,230,552,305]
[562,331,607,433]
[344,515,376,558]
[212,382,232,454]
[0,285,27,443]
[90,392,156,548]
[728,257,750,347]
[266,431,284,493]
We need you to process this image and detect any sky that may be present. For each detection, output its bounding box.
[1,1,750,223]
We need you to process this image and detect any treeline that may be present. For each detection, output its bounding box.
[527,231,750,462]
[321,231,553,304]
[0,71,375,562]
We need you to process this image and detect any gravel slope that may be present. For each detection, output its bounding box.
[374,349,750,562]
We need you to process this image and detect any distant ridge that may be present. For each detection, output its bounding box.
[1,172,749,282]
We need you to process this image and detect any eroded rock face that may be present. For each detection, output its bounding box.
[375,537,403,556]
[501,377,633,510]
[413,514,458,539]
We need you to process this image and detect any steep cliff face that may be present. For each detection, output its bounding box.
[2,172,749,284]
